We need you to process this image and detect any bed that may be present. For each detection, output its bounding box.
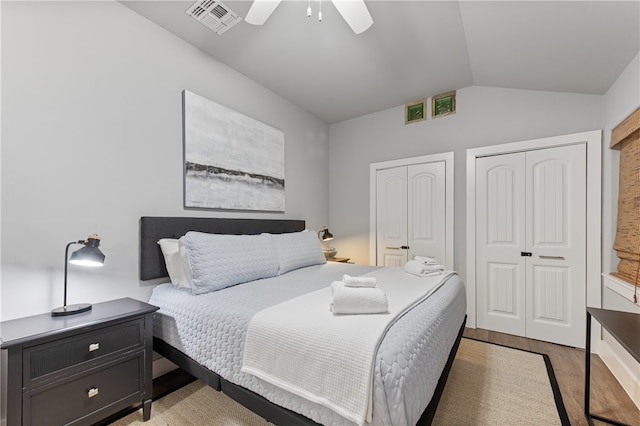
[140,216,466,426]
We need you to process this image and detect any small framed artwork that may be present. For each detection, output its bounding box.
[432,91,456,118]
[405,99,426,124]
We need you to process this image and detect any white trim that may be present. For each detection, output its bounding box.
[370,152,454,269]
[603,273,640,307]
[600,336,640,410]
[465,130,602,345]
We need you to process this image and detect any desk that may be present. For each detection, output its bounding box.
[585,307,640,426]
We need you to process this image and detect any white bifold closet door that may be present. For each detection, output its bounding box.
[376,162,446,267]
[476,144,586,348]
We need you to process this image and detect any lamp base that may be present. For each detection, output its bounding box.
[51,303,92,317]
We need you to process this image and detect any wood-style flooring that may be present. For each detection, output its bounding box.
[464,327,640,426]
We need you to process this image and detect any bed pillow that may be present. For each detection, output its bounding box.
[180,231,280,294]
[271,230,327,275]
[157,238,190,289]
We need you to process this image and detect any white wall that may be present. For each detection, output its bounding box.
[602,50,640,312]
[329,86,602,274]
[0,1,330,320]
[601,51,640,408]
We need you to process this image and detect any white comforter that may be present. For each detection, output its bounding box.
[241,267,455,425]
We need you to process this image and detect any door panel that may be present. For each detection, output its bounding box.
[526,144,586,347]
[487,262,520,316]
[531,265,569,322]
[408,162,446,264]
[476,153,526,335]
[376,167,407,266]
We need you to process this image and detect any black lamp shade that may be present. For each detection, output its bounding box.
[69,237,105,267]
[319,227,334,241]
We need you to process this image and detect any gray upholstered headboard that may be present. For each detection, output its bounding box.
[139,216,306,281]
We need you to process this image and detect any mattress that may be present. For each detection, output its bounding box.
[149,262,466,426]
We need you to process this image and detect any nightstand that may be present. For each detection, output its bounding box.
[328,257,352,263]
[0,297,158,426]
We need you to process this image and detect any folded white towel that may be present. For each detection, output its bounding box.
[342,274,377,288]
[330,281,388,315]
[414,255,438,265]
[405,260,446,277]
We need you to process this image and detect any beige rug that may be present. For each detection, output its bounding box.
[111,338,567,425]
[432,338,567,425]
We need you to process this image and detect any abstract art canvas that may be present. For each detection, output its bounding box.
[183,90,285,211]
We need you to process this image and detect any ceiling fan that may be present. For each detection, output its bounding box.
[245,0,374,34]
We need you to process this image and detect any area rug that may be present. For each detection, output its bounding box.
[432,338,569,425]
[110,338,568,425]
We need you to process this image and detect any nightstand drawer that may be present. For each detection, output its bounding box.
[24,318,144,384]
[24,353,144,426]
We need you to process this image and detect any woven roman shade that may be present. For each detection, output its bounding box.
[611,107,640,288]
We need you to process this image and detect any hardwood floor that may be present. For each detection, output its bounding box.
[463,327,640,426]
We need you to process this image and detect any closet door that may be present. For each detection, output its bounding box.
[407,162,447,265]
[525,144,586,347]
[376,167,408,266]
[476,152,527,336]
[476,145,586,347]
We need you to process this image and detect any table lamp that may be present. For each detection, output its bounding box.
[318,227,333,241]
[51,234,105,317]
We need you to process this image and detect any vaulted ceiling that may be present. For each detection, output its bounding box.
[121,1,640,124]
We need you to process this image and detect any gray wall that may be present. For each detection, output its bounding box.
[328,85,602,275]
[602,51,640,315]
[0,1,330,320]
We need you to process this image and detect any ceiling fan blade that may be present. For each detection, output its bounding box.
[245,0,282,25]
[331,0,373,34]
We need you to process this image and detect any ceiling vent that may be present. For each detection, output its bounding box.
[186,0,241,35]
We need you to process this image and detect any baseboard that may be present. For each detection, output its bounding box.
[599,335,640,410]
[602,273,640,307]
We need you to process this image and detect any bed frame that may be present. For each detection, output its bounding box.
[140,216,465,425]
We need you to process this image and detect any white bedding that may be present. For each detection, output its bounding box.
[149,262,467,425]
[242,268,454,425]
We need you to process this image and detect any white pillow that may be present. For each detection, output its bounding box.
[271,230,327,275]
[180,231,280,294]
[157,238,190,289]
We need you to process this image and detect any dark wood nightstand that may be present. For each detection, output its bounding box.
[0,298,158,426]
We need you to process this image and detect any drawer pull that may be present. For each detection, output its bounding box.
[88,343,100,352]
[87,387,99,398]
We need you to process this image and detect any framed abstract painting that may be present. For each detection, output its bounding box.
[182,90,285,212]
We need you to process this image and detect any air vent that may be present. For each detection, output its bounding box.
[186,0,241,35]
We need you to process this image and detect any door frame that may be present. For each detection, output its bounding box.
[466,130,602,334]
[369,152,454,267]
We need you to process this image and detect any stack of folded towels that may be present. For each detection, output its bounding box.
[405,255,446,277]
[330,274,388,315]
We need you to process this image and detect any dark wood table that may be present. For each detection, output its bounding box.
[1,298,158,425]
[585,307,640,426]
